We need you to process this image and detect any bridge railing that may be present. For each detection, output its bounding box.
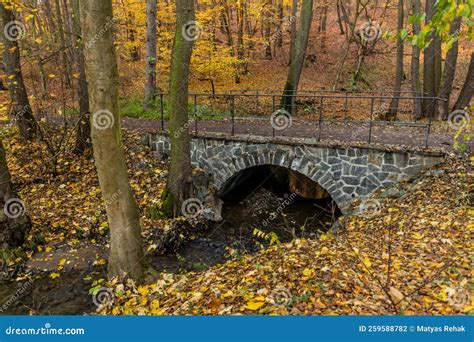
[152,92,446,148]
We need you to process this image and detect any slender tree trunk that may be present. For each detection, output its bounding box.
[221,1,239,83]
[71,0,91,155]
[0,138,31,248]
[0,4,39,141]
[276,0,283,48]
[264,0,272,60]
[410,0,422,119]
[438,16,462,120]
[422,0,437,118]
[80,0,144,281]
[336,0,345,34]
[453,52,474,111]
[144,0,157,108]
[388,0,404,119]
[236,0,245,80]
[288,0,298,65]
[54,0,72,88]
[161,0,195,217]
[31,0,48,99]
[281,0,313,113]
[319,0,328,51]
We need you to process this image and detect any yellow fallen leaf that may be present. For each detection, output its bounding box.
[303,268,314,277]
[246,300,265,311]
[362,257,372,268]
[50,272,60,279]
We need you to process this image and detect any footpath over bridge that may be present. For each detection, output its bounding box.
[128,90,468,214]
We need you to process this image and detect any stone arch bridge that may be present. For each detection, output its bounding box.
[145,133,445,214]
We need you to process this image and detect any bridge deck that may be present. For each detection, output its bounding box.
[122,117,466,152]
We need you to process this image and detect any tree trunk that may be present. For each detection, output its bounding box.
[161,0,195,217]
[0,4,39,141]
[437,16,462,120]
[144,0,157,109]
[31,0,48,99]
[236,0,245,79]
[54,0,72,88]
[281,0,313,113]
[453,52,474,111]
[221,1,240,83]
[410,0,422,119]
[264,0,272,60]
[288,0,298,65]
[422,0,437,118]
[388,0,404,119]
[80,0,144,282]
[0,138,31,249]
[276,0,283,48]
[336,0,345,34]
[71,0,91,155]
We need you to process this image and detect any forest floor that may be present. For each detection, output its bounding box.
[0,125,472,315]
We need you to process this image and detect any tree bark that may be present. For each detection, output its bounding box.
[161,0,195,217]
[281,0,313,113]
[453,52,474,111]
[422,0,437,118]
[0,4,39,141]
[288,0,298,65]
[0,138,31,249]
[80,0,144,281]
[410,0,422,119]
[54,0,72,88]
[438,16,462,119]
[144,0,157,109]
[71,0,91,155]
[388,0,404,119]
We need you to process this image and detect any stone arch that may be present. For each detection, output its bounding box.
[191,142,347,211]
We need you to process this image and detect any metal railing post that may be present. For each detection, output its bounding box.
[318,97,323,141]
[344,93,348,120]
[425,113,433,148]
[370,97,375,120]
[230,95,235,136]
[193,94,198,135]
[272,95,276,137]
[368,120,373,144]
[160,93,164,131]
[256,90,259,113]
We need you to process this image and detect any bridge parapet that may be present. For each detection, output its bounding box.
[147,133,445,213]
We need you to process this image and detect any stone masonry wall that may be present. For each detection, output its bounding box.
[148,134,445,213]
